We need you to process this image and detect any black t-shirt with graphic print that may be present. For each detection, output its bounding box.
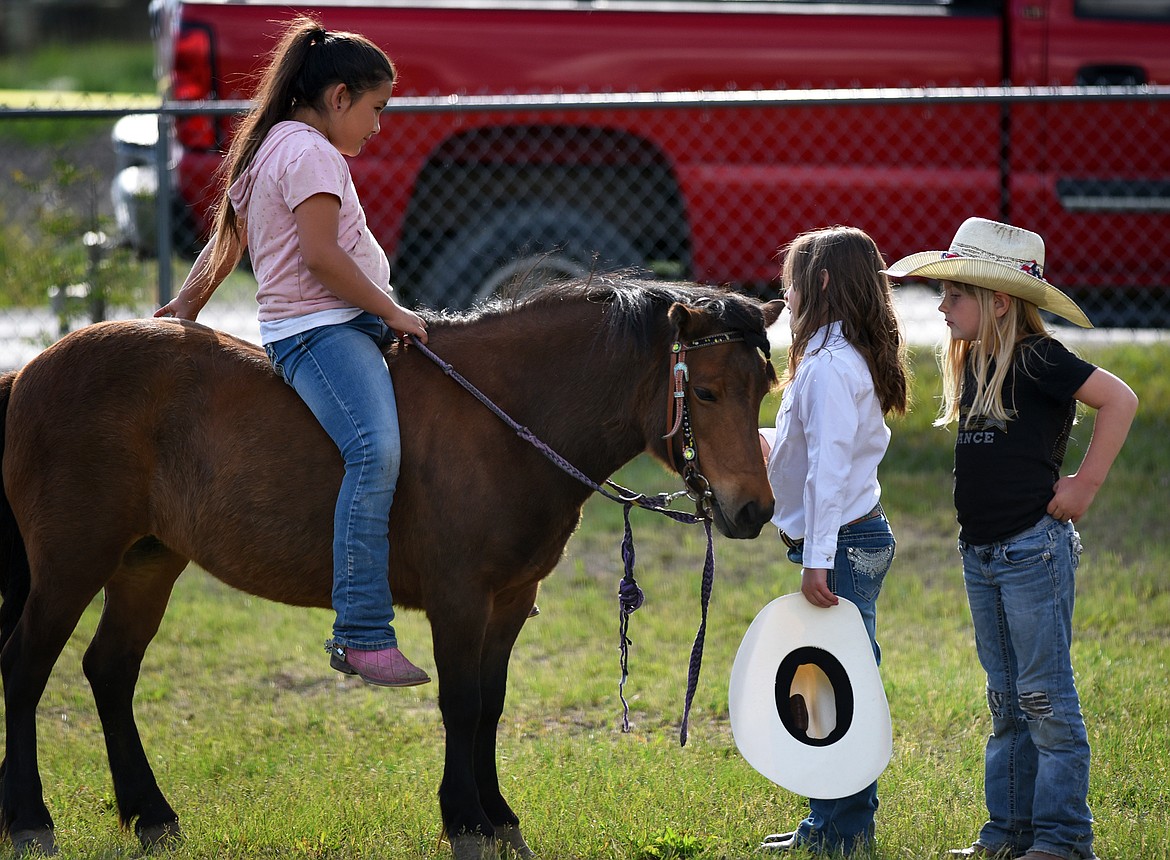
[954,335,1096,545]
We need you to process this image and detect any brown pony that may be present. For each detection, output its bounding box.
[0,277,781,859]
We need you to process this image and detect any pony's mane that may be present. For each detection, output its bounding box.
[425,275,772,358]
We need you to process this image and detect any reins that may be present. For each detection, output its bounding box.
[407,328,746,746]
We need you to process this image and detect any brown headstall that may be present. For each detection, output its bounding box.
[663,330,747,518]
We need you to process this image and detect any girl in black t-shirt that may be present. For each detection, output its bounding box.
[885,218,1137,860]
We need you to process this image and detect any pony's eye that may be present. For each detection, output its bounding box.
[694,387,717,402]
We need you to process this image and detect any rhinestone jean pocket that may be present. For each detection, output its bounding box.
[845,544,894,602]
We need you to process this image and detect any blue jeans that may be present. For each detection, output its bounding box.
[265,313,402,651]
[960,515,1095,860]
[794,512,895,855]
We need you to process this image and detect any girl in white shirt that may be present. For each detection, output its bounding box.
[156,18,431,688]
[760,226,909,856]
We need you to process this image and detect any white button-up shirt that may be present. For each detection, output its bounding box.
[763,321,890,569]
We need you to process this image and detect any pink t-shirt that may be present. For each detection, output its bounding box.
[228,121,392,325]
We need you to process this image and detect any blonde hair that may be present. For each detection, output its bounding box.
[780,226,909,416]
[206,16,395,276]
[935,281,1051,428]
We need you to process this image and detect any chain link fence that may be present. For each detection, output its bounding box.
[2,85,1168,370]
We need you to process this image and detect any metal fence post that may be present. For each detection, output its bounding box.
[155,109,173,307]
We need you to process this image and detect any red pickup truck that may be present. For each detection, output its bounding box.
[141,0,1170,320]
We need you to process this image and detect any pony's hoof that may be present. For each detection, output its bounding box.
[495,824,536,858]
[449,832,496,860]
[11,828,58,857]
[137,818,182,852]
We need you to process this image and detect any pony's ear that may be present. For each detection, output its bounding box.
[762,299,785,327]
[668,302,700,339]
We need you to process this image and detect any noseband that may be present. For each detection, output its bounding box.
[663,331,746,519]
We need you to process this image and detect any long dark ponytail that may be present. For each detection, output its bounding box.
[207,16,395,273]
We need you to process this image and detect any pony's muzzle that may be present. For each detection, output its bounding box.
[715,496,774,539]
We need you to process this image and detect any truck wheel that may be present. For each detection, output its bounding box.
[415,205,643,310]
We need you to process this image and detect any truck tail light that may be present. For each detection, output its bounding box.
[172,24,217,151]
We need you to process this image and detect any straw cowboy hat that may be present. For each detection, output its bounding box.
[883,217,1093,328]
[728,594,892,799]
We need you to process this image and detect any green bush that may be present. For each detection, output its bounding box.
[0,160,153,321]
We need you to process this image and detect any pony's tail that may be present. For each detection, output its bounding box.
[0,370,29,654]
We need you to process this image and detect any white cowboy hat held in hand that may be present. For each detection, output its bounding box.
[728,594,892,799]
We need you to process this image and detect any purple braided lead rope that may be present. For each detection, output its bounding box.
[617,503,644,732]
[408,335,715,746]
[678,518,715,746]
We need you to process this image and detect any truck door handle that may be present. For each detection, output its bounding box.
[1075,64,1147,86]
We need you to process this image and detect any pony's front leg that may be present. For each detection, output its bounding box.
[476,594,537,859]
[431,609,496,860]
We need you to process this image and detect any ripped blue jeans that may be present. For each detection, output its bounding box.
[960,515,1095,860]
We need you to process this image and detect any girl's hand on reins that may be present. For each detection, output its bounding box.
[384,303,428,344]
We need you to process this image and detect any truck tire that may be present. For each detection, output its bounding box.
[415,205,644,310]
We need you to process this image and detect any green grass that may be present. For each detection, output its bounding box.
[20,342,1170,858]
[0,41,155,95]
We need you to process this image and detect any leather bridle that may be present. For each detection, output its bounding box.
[663,330,747,518]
